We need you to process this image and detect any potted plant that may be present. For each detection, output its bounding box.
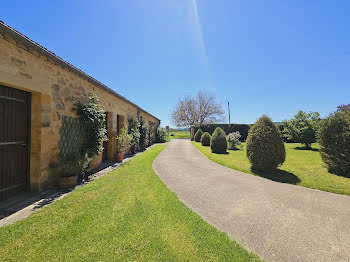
[53,154,86,189]
[116,125,131,162]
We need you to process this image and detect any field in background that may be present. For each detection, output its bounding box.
[169,130,191,139]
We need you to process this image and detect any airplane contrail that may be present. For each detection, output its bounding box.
[190,0,210,75]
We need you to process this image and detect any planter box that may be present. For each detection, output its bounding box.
[116,152,125,163]
[58,175,78,189]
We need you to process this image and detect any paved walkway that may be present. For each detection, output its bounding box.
[153,139,350,262]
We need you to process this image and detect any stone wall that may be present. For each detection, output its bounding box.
[0,33,159,192]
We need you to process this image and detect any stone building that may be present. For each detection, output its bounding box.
[0,21,160,200]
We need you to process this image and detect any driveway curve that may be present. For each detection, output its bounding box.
[153,139,350,262]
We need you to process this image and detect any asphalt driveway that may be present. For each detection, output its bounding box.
[153,139,350,262]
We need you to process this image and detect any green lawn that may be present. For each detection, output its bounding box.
[193,142,350,196]
[170,130,191,139]
[0,145,261,262]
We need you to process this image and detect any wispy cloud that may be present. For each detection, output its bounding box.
[189,0,210,75]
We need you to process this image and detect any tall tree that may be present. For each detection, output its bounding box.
[282,110,321,148]
[171,91,225,127]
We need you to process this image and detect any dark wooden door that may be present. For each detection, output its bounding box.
[0,85,31,201]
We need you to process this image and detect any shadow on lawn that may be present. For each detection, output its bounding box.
[252,168,301,184]
[294,146,319,152]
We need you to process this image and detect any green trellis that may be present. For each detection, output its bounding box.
[59,115,85,161]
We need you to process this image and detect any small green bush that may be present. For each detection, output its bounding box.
[210,127,227,153]
[156,126,169,143]
[318,110,350,177]
[194,129,203,142]
[227,131,242,150]
[116,125,132,153]
[201,132,211,146]
[246,115,285,170]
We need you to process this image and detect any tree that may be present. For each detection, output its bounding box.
[246,115,285,170]
[282,110,321,148]
[337,104,350,112]
[171,91,225,127]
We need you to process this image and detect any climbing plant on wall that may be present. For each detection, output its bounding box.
[148,123,153,146]
[128,118,141,154]
[139,119,150,150]
[75,92,107,159]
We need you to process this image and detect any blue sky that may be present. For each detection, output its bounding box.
[1,1,349,126]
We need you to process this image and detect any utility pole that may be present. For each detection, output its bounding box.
[228,101,231,125]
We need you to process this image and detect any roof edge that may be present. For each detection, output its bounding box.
[0,21,160,121]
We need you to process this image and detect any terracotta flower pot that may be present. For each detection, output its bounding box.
[58,175,78,189]
[116,152,125,162]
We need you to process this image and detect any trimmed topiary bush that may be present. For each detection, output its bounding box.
[318,110,350,177]
[210,127,227,154]
[201,132,211,146]
[246,115,285,170]
[194,129,203,142]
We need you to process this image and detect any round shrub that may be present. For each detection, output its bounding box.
[155,126,169,143]
[246,115,285,170]
[201,132,211,146]
[210,127,227,153]
[318,111,350,177]
[194,129,203,142]
[227,131,242,150]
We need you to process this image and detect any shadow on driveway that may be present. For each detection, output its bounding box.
[252,168,301,184]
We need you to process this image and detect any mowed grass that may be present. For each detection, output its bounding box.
[0,145,261,262]
[170,130,191,139]
[193,142,350,196]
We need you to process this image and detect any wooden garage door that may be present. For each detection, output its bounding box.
[0,85,31,201]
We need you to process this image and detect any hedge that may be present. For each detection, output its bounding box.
[194,124,292,143]
[194,124,250,141]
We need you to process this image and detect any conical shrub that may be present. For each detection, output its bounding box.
[211,127,227,153]
[194,129,203,142]
[318,110,350,176]
[246,115,286,170]
[201,132,211,146]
